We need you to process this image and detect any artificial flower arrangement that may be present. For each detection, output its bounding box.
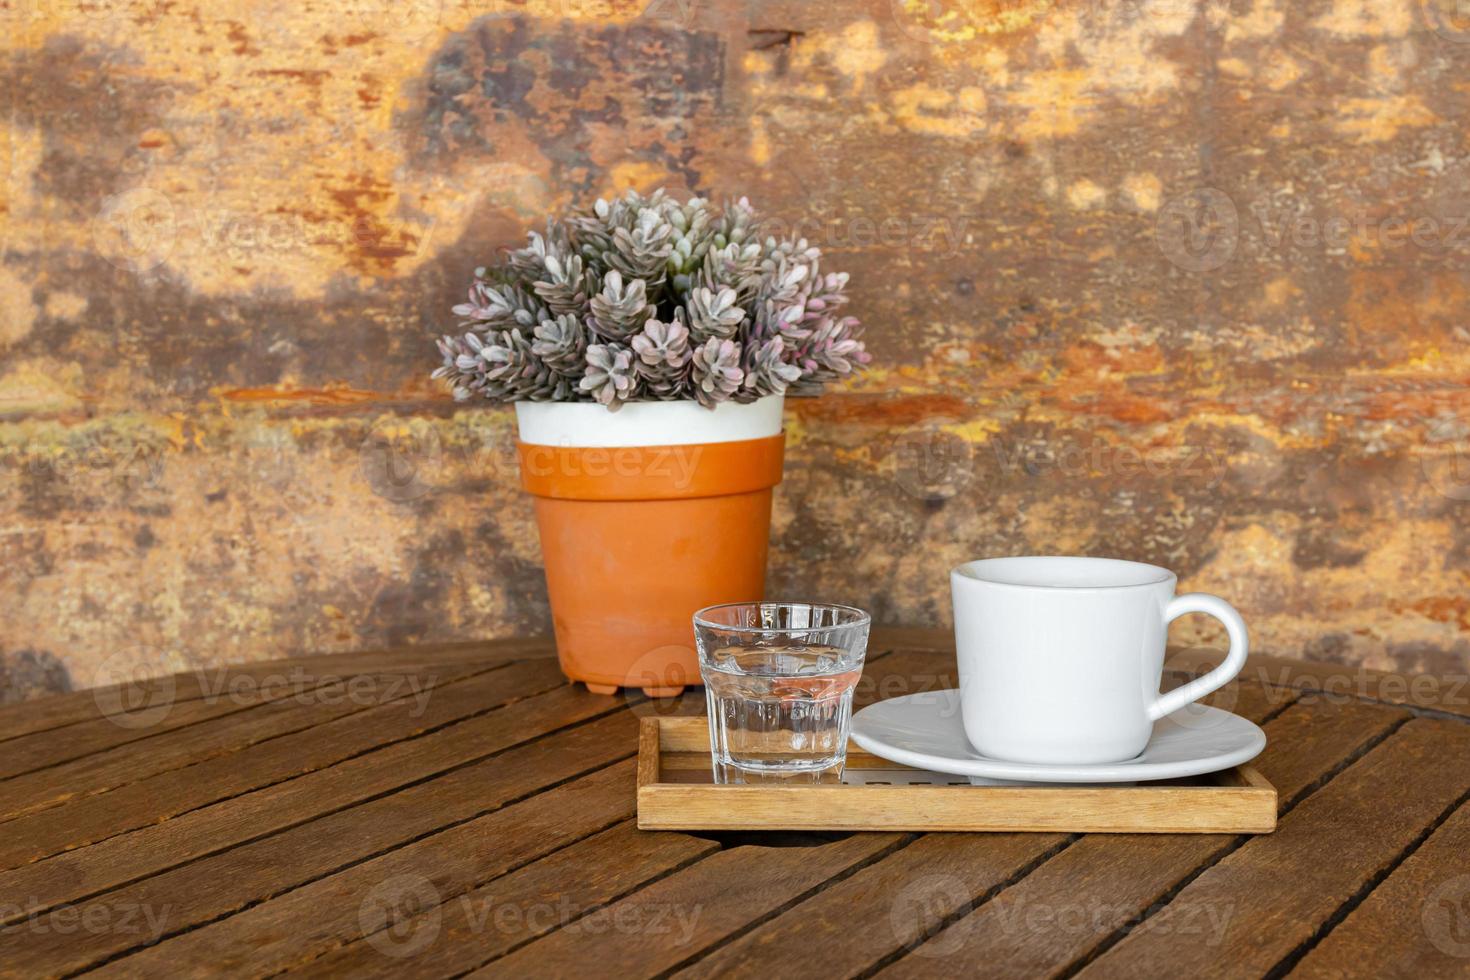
[432,189,869,409]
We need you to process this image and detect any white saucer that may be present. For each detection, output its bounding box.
[849,689,1266,784]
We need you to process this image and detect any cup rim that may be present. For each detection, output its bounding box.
[952,556,1176,591]
[692,600,872,634]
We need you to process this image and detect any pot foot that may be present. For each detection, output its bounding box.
[584,682,620,695]
[641,685,685,699]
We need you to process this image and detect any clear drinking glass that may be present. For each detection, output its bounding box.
[693,602,871,784]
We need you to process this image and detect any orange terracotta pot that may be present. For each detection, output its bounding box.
[515,400,785,697]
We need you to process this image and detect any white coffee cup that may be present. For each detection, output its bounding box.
[951,556,1248,765]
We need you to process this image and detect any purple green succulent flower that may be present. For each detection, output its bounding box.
[432,189,869,411]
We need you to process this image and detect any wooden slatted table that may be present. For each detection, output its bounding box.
[2,629,1468,978]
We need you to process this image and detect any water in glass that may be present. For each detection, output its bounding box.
[702,642,863,779]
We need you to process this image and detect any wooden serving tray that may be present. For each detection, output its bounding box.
[636,717,1276,834]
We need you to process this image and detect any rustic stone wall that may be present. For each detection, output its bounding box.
[3,0,1468,698]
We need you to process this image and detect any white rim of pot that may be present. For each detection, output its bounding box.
[514,394,785,448]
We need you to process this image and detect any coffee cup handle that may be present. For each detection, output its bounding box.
[1146,593,1250,721]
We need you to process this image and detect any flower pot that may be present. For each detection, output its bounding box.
[516,396,785,697]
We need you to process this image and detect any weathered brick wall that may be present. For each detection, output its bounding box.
[3,0,1468,698]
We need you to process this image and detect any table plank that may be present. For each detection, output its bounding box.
[0,646,912,875]
[1,712,639,976]
[0,662,486,781]
[674,680,1291,979]
[0,674,628,917]
[876,697,1410,978]
[233,646,922,974]
[1073,717,1470,978]
[472,833,912,979]
[0,638,554,743]
[867,626,952,655]
[280,820,720,978]
[480,678,1292,979]
[852,648,957,706]
[0,667,502,822]
[685,831,1074,980]
[212,657,1291,979]
[1289,801,1470,977]
[89,759,646,979]
[0,659,567,869]
[18,649,930,955]
[1169,648,1470,722]
[0,635,1464,980]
